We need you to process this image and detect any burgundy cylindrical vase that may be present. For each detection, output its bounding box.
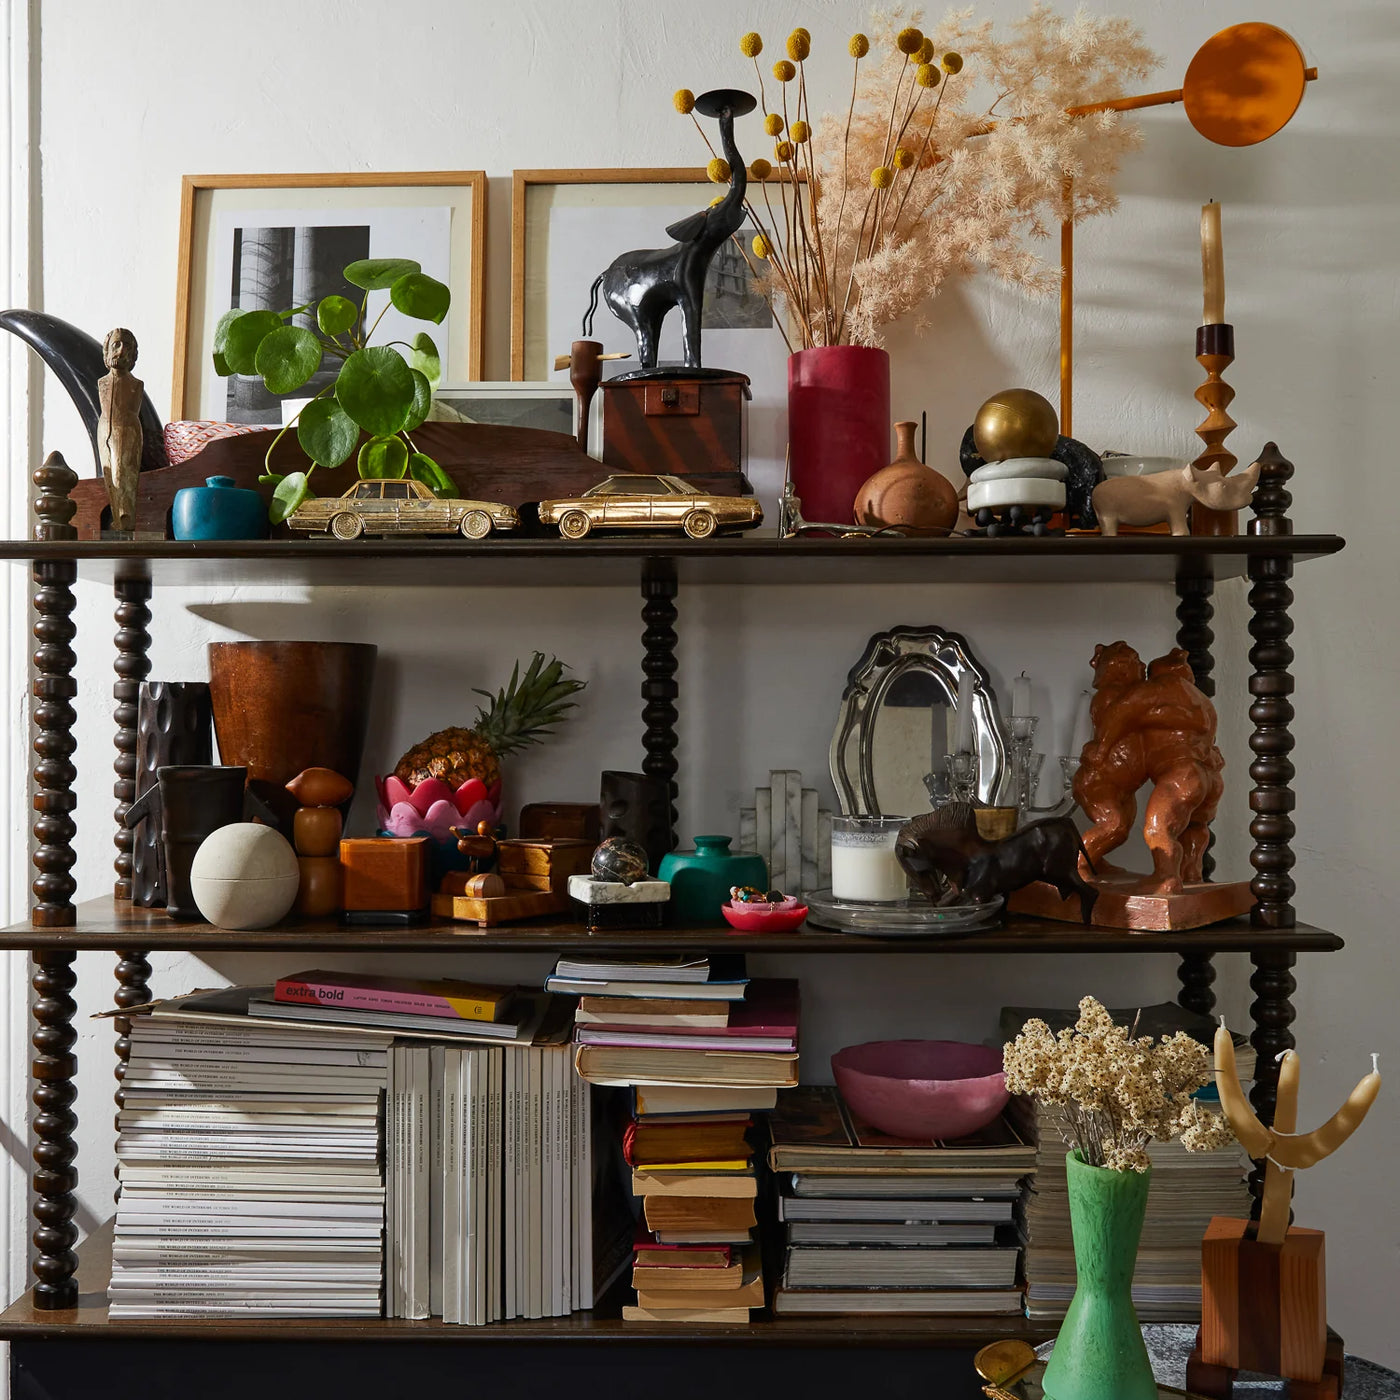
[787,346,891,525]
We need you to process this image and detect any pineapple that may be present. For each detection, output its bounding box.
[392,653,586,791]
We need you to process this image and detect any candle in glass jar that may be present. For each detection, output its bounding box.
[831,816,909,902]
[1201,200,1225,326]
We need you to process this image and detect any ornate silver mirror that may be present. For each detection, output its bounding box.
[829,626,1006,815]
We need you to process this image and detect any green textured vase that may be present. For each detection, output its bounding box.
[1041,1151,1156,1400]
[657,835,768,926]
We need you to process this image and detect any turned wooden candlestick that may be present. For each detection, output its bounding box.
[1192,322,1238,535]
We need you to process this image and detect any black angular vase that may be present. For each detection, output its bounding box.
[600,771,676,875]
[132,682,213,907]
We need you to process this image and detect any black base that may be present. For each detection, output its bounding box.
[583,902,667,931]
[969,506,1062,539]
[609,365,750,384]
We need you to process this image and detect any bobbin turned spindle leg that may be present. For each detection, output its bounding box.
[1247,948,1297,1213]
[31,950,78,1309]
[112,564,151,899]
[640,557,679,850]
[114,950,152,1198]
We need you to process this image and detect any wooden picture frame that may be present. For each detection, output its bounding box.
[173,171,486,423]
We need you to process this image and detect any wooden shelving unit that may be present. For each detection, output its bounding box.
[2,445,1345,1387]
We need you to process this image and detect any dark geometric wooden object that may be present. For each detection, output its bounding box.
[640,557,680,850]
[601,374,751,484]
[31,453,79,929]
[112,565,151,899]
[31,949,78,1309]
[1191,322,1239,535]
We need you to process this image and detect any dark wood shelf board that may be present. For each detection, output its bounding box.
[0,896,1346,954]
[0,532,1345,588]
[0,1223,1048,1346]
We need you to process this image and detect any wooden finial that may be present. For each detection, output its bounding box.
[1248,441,1294,537]
[33,451,78,542]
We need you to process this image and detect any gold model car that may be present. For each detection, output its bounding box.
[538,474,762,540]
[288,479,519,540]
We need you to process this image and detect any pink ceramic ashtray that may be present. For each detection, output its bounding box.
[831,1039,1008,1140]
[721,896,808,933]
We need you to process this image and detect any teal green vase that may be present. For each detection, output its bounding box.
[1041,1151,1156,1400]
[658,836,767,926]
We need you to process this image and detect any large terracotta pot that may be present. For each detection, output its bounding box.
[208,641,377,833]
[787,346,891,525]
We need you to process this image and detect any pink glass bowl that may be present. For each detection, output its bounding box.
[721,897,808,933]
[831,1039,1009,1140]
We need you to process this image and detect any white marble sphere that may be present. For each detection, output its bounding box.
[190,822,300,929]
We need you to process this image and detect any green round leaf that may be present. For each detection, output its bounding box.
[297,397,361,469]
[343,257,421,291]
[222,309,284,375]
[212,351,231,377]
[212,308,244,364]
[317,294,358,335]
[335,346,415,436]
[407,331,441,388]
[358,435,409,480]
[390,272,450,325]
[403,369,433,432]
[269,471,311,524]
[254,325,323,395]
[408,451,458,498]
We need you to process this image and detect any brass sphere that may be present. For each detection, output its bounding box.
[973,388,1059,462]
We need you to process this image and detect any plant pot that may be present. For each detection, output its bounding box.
[658,836,768,927]
[1042,1151,1157,1400]
[787,346,891,525]
[208,641,377,834]
[172,475,268,541]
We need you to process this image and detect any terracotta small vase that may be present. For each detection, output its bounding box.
[854,421,959,534]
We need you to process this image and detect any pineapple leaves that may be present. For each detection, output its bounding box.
[470,651,586,759]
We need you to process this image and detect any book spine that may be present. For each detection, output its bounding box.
[488,1047,503,1324]
[503,1049,518,1320]
[274,978,504,1023]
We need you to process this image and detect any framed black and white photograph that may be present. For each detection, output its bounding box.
[511,168,799,498]
[174,172,485,424]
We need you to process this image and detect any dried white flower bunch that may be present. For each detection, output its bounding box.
[681,5,1158,349]
[1003,995,1236,1172]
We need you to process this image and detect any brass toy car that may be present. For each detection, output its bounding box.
[538,474,762,541]
[287,479,519,540]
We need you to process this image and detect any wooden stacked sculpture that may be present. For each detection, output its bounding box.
[1188,1028,1381,1400]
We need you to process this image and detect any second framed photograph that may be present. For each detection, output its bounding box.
[173,171,486,425]
[511,167,798,498]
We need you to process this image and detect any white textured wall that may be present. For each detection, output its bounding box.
[13,0,1399,1364]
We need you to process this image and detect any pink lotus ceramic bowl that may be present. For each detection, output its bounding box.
[374,774,502,843]
[831,1039,1008,1141]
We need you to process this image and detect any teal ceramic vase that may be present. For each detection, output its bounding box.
[1041,1151,1156,1400]
[658,835,767,926]
[172,475,268,540]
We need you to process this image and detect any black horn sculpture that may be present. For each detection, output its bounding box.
[583,88,756,378]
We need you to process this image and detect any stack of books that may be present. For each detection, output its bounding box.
[111,1005,390,1319]
[557,955,800,1323]
[765,1085,1033,1317]
[1003,1002,1255,1323]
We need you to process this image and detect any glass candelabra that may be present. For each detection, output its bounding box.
[1006,715,1078,821]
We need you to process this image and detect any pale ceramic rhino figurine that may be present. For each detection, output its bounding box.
[1093,460,1261,537]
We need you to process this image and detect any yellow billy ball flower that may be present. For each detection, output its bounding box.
[785,31,810,62]
[941,51,964,73]
[707,156,732,183]
[772,58,796,81]
[764,112,784,136]
[896,26,923,55]
[871,165,894,189]
[774,140,794,161]
[916,37,934,64]
[793,27,810,40]
[893,146,915,169]
[709,195,726,207]
[849,33,870,58]
[673,88,696,115]
[790,119,810,144]
[752,232,772,259]
[739,31,763,58]
[749,157,773,180]
[915,63,940,88]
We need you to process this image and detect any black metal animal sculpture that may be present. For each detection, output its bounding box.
[896,806,1098,924]
[583,88,756,374]
[0,309,167,474]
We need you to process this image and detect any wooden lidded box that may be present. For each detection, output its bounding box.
[600,373,751,493]
[340,836,429,913]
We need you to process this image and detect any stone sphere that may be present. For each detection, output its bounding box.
[591,837,651,885]
[190,822,300,929]
[972,388,1059,463]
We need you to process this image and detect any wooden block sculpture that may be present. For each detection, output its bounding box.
[1187,1026,1382,1400]
[1014,641,1253,929]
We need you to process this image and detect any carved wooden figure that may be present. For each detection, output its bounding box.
[1093,460,1259,536]
[1187,1027,1381,1400]
[96,328,144,532]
